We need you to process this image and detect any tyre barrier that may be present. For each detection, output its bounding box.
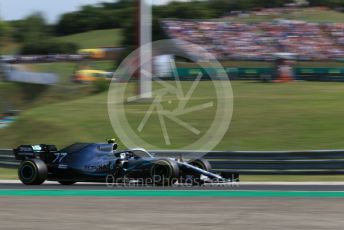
[2,148,344,174]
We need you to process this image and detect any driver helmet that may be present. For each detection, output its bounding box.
[120,152,127,159]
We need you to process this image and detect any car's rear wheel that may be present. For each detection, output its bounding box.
[18,159,48,185]
[151,159,179,186]
[58,181,76,185]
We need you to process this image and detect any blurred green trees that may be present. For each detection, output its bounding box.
[9,13,77,54]
[10,13,49,43]
[0,20,11,52]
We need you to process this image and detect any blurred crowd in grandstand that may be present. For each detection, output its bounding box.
[162,20,344,60]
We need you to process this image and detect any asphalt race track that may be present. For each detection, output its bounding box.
[1,181,344,230]
[1,195,344,230]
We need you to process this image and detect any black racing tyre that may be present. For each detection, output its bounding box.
[188,158,212,172]
[58,181,76,185]
[187,159,212,185]
[151,159,179,186]
[18,159,48,185]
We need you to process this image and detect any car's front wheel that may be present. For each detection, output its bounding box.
[188,158,212,172]
[188,158,212,185]
[150,159,179,186]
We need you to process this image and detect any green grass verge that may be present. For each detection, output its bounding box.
[56,29,123,48]
[3,81,344,151]
[0,168,17,180]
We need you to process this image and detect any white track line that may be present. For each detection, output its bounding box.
[240,182,344,185]
[2,180,344,186]
[0,180,101,185]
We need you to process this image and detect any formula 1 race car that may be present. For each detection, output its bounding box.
[13,140,237,186]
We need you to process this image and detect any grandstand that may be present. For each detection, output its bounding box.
[162,20,344,61]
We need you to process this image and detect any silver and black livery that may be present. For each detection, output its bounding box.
[14,140,238,185]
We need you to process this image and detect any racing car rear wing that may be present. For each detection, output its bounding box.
[14,144,58,161]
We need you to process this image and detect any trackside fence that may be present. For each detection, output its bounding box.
[152,150,344,175]
[0,149,18,168]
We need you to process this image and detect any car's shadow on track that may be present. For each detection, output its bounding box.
[0,182,241,190]
[1,182,344,191]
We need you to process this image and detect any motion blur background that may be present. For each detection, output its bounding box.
[1,0,344,155]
